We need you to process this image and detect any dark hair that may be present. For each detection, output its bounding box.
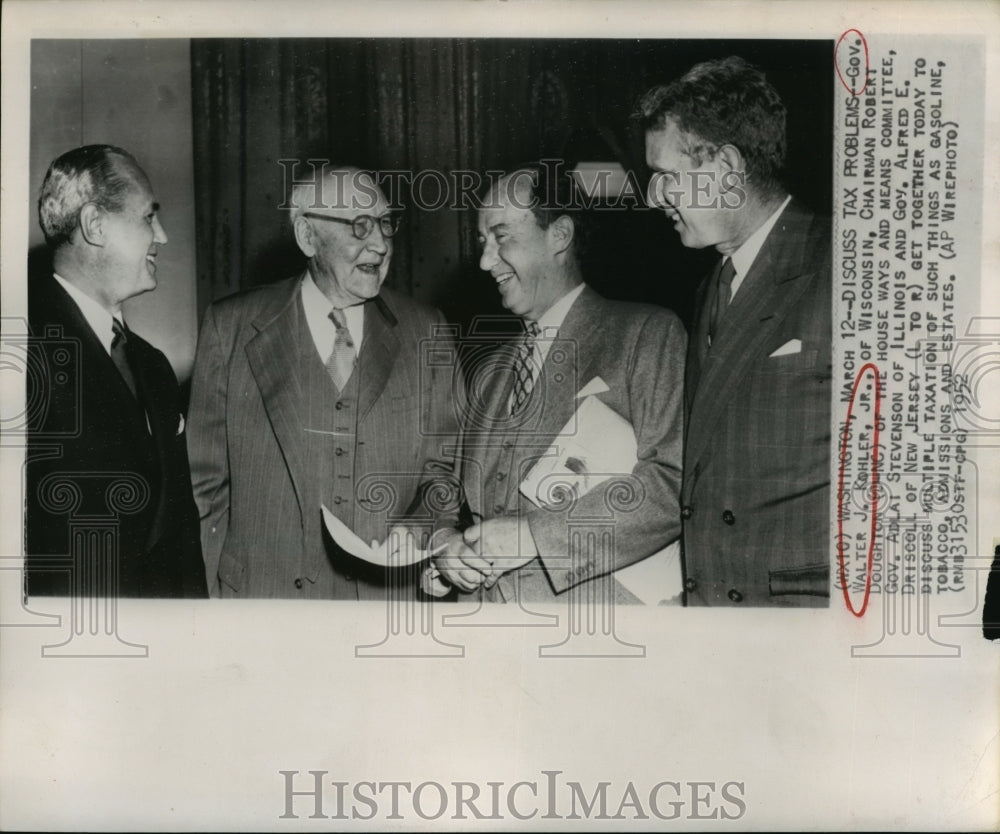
[493,161,589,258]
[38,144,140,248]
[637,56,787,195]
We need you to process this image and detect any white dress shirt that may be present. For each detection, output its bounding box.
[300,271,365,361]
[532,282,586,365]
[507,282,586,412]
[727,194,792,301]
[53,272,124,354]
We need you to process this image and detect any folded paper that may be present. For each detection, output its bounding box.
[519,394,682,603]
[321,504,429,567]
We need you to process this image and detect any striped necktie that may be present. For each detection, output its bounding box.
[325,308,356,390]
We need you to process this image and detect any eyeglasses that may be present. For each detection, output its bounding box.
[302,211,402,240]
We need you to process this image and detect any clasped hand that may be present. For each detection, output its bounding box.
[432,517,537,592]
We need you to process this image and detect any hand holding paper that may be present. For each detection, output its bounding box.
[320,504,430,567]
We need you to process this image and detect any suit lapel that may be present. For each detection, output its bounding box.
[684,202,820,476]
[41,277,151,446]
[128,338,175,552]
[505,287,601,507]
[531,285,602,438]
[357,295,400,421]
[245,279,309,522]
[37,278,170,550]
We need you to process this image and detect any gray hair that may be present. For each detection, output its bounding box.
[38,144,140,248]
[287,165,380,228]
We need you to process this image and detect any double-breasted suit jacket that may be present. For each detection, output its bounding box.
[682,199,832,607]
[186,275,460,599]
[25,275,207,598]
[459,285,686,602]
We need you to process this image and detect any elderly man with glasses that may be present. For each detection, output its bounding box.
[186,165,459,599]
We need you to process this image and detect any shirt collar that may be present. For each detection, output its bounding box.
[300,271,365,353]
[531,282,586,337]
[53,272,120,355]
[728,194,792,296]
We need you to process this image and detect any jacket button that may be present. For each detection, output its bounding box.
[722,509,735,525]
[684,578,697,592]
[496,472,505,481]
[335,401,344,410]
[344,573,354,581]
[727,588,743,603]
[681,506,693,520]
[294,578,304,589]
[333,496,343,505]
[335,447,344,456]
[494,504,504,514]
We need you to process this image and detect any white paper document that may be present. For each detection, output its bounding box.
[519,393,683,602]
[320,504,429,567]
[519,393,637,506]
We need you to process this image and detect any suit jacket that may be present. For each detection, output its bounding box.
[25,275,207,598]
[186,275,459,599]
[459,285,686,602]
[682,198,832,607]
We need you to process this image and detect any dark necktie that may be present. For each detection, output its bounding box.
[110,318,139,399]
[509,320,541,415]
[326,308,357,390]
[708,257,736,345]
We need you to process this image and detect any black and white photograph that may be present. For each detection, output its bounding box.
[1,1,998,830]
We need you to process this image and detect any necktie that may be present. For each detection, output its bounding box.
[509,320,541,415]
[708,257,736,345]
[326,308,356,390]
[110,319,139,399]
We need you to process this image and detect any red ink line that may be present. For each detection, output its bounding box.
[835,29,870,96]
[837,363,881,617]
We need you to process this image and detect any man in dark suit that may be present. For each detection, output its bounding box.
[433,166,686,602]
[25,144,207,598]
[640,56,832,607]
[186,166,459,599]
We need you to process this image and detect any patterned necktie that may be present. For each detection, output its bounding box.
[509,320,541,415]
[325,307,356,390]
[708,257,736,345]
[110,318,138,399]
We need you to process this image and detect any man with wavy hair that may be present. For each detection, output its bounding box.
[640,56,832,607]
[26,144,207,598]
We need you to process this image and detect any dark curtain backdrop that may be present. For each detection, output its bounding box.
[191,38,833,330]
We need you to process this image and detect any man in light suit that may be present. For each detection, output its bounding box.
[186,166,459,598]
[26,144,207,598]
[640,56,832,607]
[434,165,686,602]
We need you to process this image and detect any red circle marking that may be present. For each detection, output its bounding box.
[837,363,881,617]
[835,29,870,96]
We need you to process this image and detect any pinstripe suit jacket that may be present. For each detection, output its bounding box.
[186,275,459,598]
[459,285,686,602]
[681,199,832,607]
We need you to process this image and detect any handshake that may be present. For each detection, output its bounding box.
[425,517,539,594]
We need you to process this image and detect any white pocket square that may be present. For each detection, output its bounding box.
[768,339,802,358]
[576,376,610,399]
[176,413,186,436]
